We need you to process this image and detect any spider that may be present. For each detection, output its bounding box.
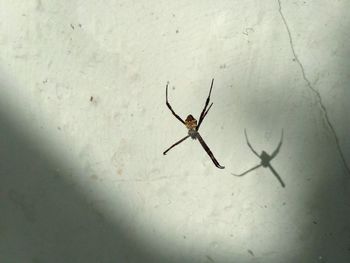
[232,129,285,187]
[163,79,225,169]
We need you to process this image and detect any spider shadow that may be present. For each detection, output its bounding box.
[232,129,285,188]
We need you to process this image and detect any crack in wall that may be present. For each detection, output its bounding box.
[277,0,350,175]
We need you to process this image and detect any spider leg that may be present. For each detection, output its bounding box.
[196,102,213,130]
[231,164,262,176]
[244,129,260,158]
[197,78,214,130]
[166,83,185,125]
[163,135,190,155]
[267,164,285,188]
[196,133,224,169]
[270,129,284,160]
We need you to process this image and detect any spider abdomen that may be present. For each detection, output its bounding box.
[188,129,198,139]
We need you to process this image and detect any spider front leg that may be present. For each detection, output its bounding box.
[197,79,214,130]
[270,129,284,160]
[200,102,213,126]
[166,83,185,125]
[244,129,260,158]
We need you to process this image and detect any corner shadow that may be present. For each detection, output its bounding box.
[0,88,183,263]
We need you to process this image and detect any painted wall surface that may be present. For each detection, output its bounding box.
[0,1,349,262]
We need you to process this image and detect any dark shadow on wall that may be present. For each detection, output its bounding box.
[0,100,158,262]
[0,81,202,263]
[279,4,350,260]
[292,124,350,262]
[222,70,350,262]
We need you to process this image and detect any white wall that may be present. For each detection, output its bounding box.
[0,0,349,262]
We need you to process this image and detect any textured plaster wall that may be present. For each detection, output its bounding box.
[0,0,349,262]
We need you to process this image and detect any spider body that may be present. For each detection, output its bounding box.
[163,79,224,169]
[185,115,198,139]
[260,151,270,167]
